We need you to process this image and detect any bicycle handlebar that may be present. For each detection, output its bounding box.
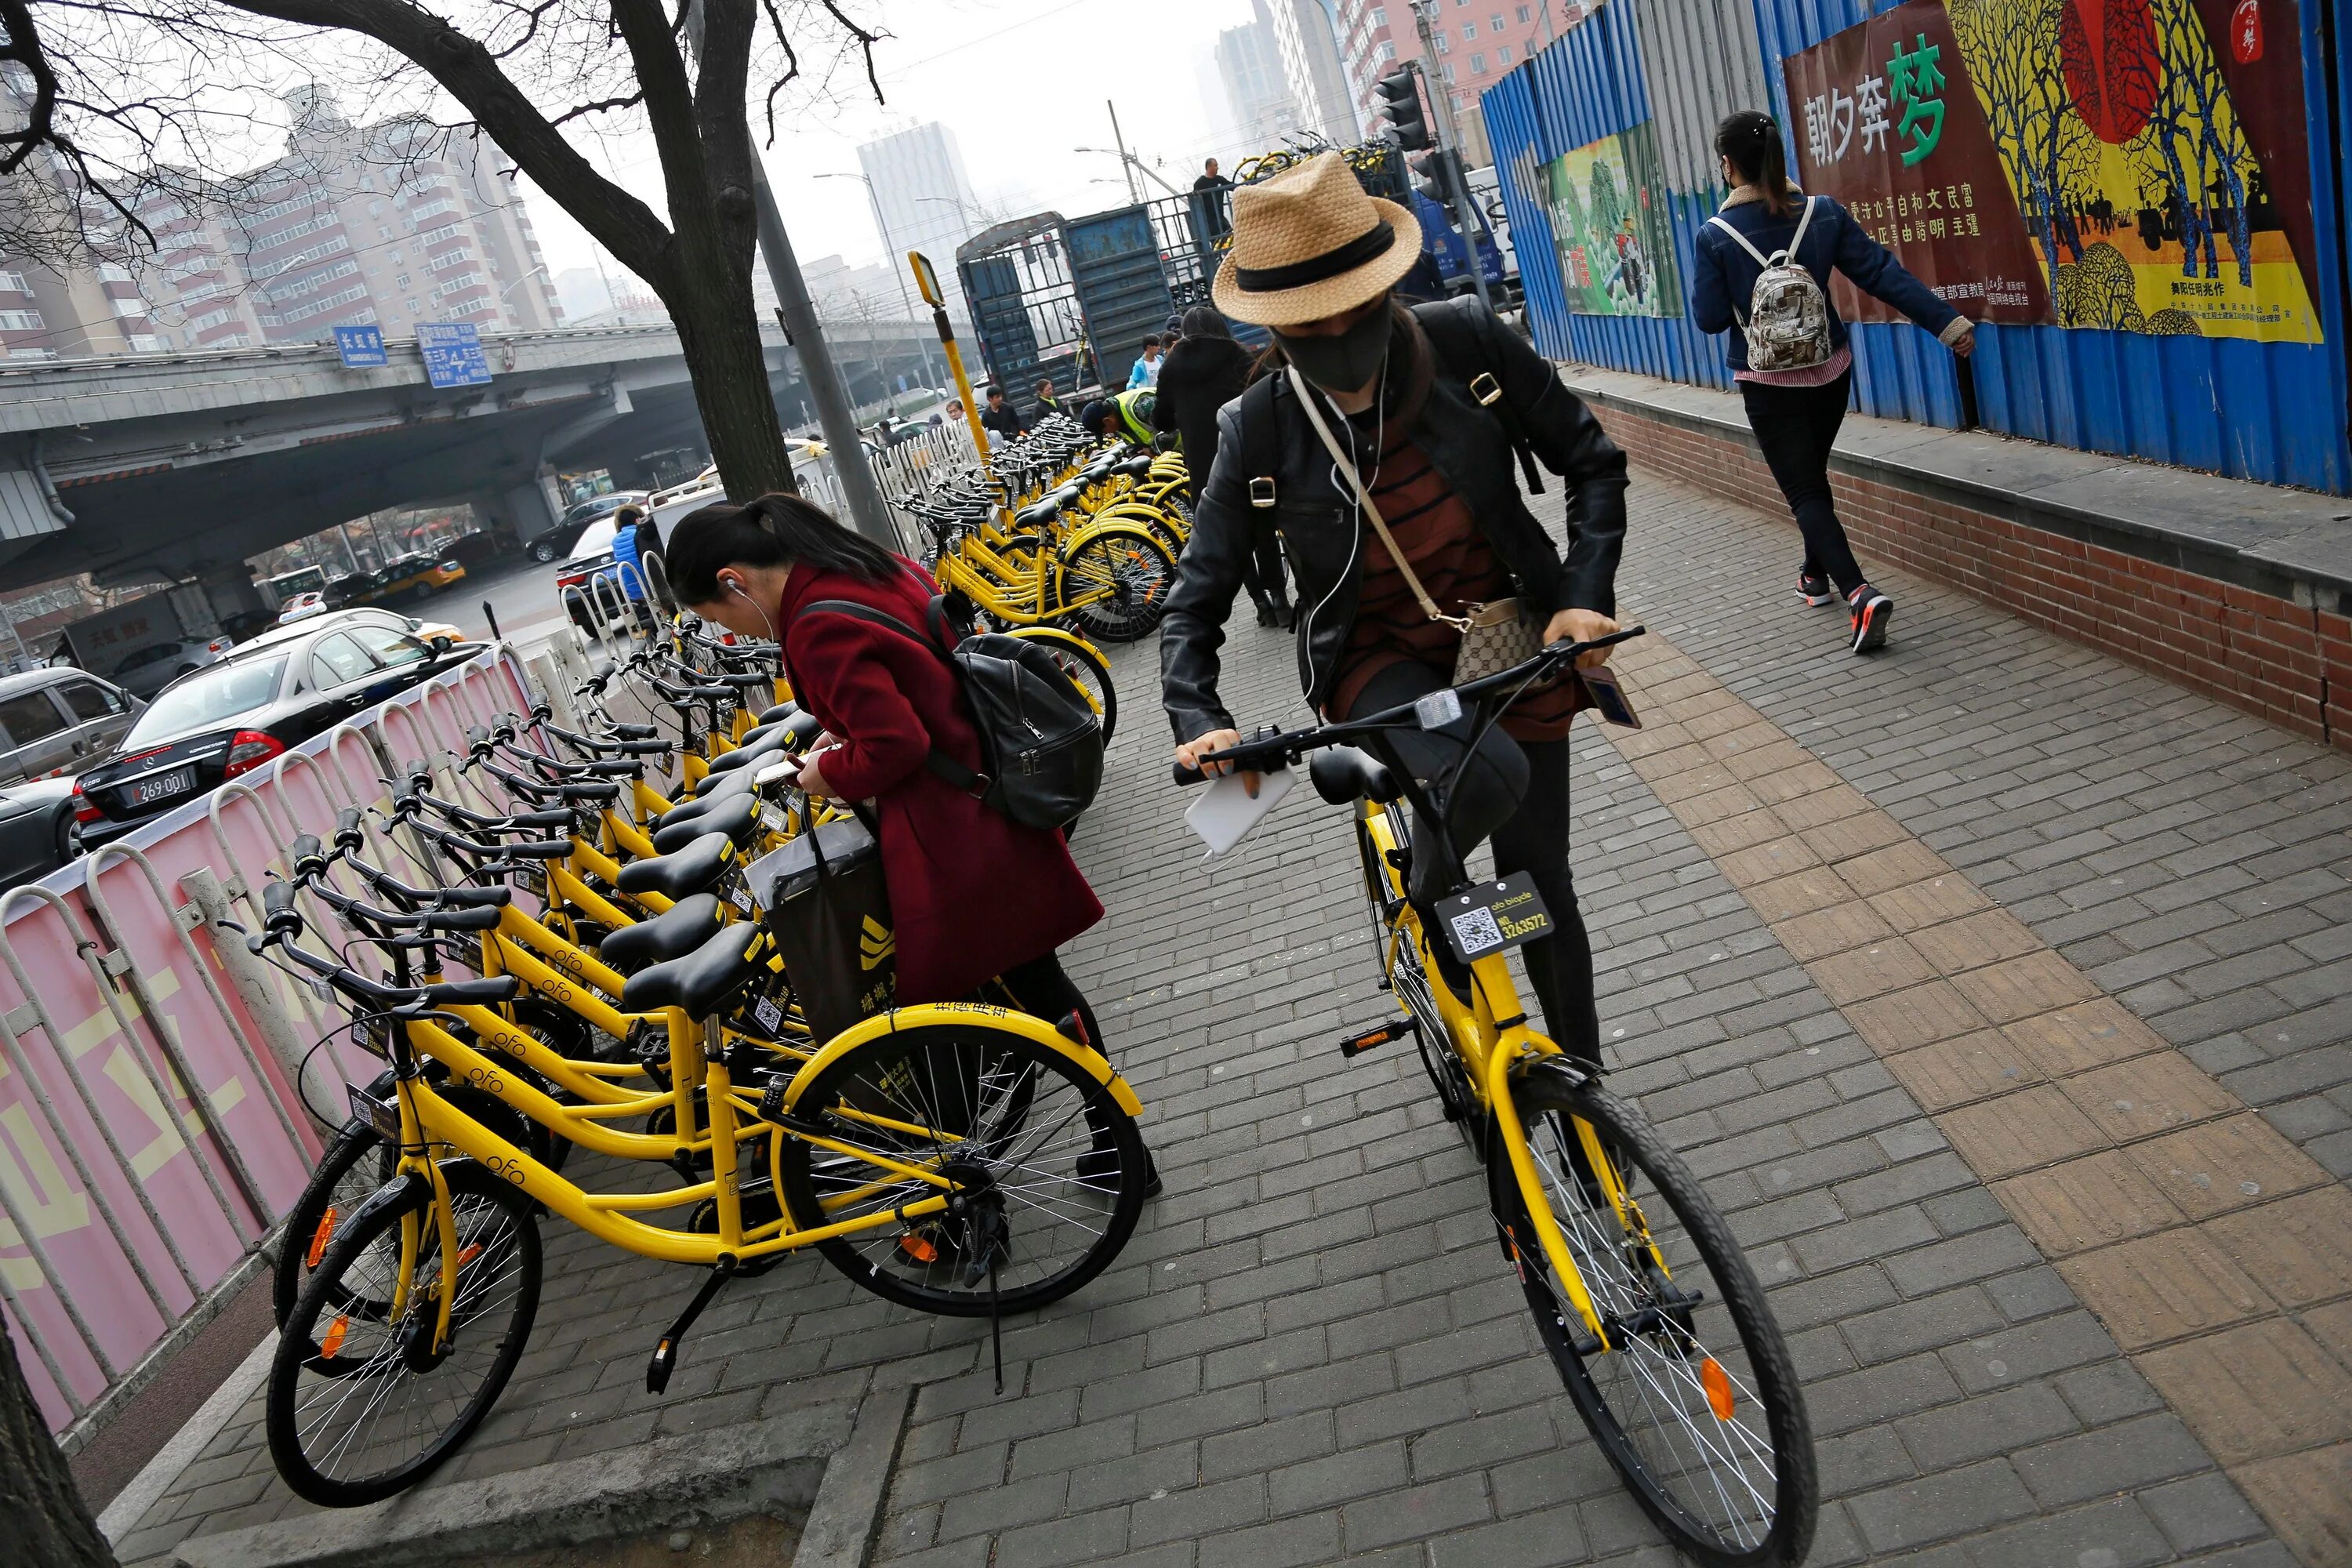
[1171,627,1646,786]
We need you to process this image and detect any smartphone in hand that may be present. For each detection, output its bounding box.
[1581,666,1642,728]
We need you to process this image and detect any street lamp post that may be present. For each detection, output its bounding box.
[499,264,551,328]
[816,171,941,386]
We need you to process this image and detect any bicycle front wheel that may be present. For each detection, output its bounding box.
[1056,528,1176,644]
[1500,1066,1817,1566]
[266,1162,542,1508]
[774,1020,1146,1316]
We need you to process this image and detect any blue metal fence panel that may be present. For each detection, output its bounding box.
[1480,71,1575,363]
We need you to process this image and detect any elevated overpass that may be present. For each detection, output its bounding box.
[0,317,939,601]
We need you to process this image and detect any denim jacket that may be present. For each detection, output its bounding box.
[1691,189,1961,373]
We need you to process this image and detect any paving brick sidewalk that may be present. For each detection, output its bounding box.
[121,460,2348,1567]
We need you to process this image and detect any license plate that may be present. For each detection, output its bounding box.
[131,766,196,807]
[1438,873,1555,964]
[347,1082,401,1140]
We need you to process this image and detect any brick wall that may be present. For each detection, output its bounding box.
[1584,400,2352,755]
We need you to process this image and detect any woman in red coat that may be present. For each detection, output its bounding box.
[663,498,1142,1163]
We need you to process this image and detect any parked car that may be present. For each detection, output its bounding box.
[376,553,467,603]
[528,490,651,563]
[107,635,234,700]
[71,609,480,848]
[276,591,330,625]
[0,669,143,884]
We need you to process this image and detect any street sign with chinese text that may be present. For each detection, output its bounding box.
[332,325,387,368]
[1783,0,2051,325]
[416,322,492,388]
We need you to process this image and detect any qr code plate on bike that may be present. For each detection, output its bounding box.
[1439,873,1554,964]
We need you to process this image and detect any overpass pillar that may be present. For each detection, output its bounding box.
[476,475,561,551]
[194,564,268,636]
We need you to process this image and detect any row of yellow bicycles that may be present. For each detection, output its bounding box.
[898,413,1192,646]
[252,622,1151,1506]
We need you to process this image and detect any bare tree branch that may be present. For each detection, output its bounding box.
[0,0,63,172]
[548,87,641,127]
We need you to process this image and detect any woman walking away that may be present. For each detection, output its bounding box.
[666,496,1158,1193]
[1155,306,1290,628]
[1691,110,1974,655]
[1160,151,1630,1072]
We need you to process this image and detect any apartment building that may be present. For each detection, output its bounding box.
[1334,0,1572,165]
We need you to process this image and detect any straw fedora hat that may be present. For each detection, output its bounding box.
[1210,151,1420,328]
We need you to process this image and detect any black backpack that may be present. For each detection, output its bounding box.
[800,595,1103,832]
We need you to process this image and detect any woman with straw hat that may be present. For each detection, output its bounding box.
[1159,151,1631,1071]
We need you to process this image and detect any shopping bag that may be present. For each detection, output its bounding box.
[757,812,896,1044]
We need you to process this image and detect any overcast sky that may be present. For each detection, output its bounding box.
[518,0,1278,301]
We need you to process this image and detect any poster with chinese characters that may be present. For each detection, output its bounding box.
[1783,0,2053,325]
[1541,122,1682,318]
[1941,0,2322,342]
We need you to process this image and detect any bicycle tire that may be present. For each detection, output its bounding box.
[1497,1064,1817,1566]
[266,1161,541,1508]
[1056,528,1176,644]
[773,1022,1145,1316]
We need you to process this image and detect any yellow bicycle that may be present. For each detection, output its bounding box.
[1178,630,1819,1566]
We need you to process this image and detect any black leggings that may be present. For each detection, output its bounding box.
[1353,660,1602,1068]
[1740,368,1865,597]
[983,953,1102,1050]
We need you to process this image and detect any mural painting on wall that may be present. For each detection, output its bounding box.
[1784,0,2053,325]
[1788,0,2321,341]
[1542,122,1682,318]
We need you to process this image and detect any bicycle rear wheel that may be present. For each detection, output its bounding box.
[1499,1065,1816,1566]
[266,1162,541,1508]
[1007,626,1119,744]
[1057,528,1175,644]
[774,1021,1145,1316]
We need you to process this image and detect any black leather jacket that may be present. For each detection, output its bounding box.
[1160,297,1629,742]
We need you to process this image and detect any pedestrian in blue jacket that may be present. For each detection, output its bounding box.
[1691,110,1975,654]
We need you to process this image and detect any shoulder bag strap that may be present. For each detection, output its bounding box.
[1285,366,1469,633]
[797,599,989,798]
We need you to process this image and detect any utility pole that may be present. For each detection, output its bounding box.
[1406,2,1495,314]
[816,171,943,386]
[681,0,898,546]
[1106,101,1144,206]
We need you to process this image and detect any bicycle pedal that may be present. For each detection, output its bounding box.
[1338,1015,1417,1059]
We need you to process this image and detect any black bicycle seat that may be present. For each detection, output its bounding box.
[619,922,765,1018]
[1116,455,1155,477]
[1310,747,1403,806]
[702,728,793,775]
[756,701,800,727]
[1014,499,1062,526]
[652,792,758,855]
[667,764,760,816]
[615,830,734,902]
[598,893,726,975]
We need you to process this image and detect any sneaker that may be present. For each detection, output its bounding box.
[1798,572,1835,607]
[1848,584,1893,653]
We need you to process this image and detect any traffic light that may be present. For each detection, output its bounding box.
[1410,150,1455,208]
[1374,67,1432,152]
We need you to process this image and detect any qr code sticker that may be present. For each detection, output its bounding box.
[1450,906,1504,955]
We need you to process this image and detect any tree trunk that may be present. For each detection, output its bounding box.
[662,252,797,502]
[1,1318,117,1568]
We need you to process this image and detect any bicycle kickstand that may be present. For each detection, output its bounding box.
[647,1256,738,1395]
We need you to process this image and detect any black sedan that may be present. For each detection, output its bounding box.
[74,609,480,847]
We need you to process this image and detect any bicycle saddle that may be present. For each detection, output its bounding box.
[615,830,734,902]
[662,762,760,821]
[1014,498,1062,526]
[651,792,758,855]
[1310,747,1403,806]
[597,892,726,975]
[702,728,793,775]
[1116,455,1154,477]
[756,701,800,727]
[619,921,765,1018]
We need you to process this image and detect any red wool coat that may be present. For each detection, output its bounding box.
[773,558,1103,1001]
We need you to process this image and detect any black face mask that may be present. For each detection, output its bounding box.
[1276,306,1391,395]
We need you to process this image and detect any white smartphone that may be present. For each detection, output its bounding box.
[1184,766,1297,858]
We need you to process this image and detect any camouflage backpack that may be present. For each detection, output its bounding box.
[1708,196,1832,372]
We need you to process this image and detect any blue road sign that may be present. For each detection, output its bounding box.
[417,322,492,389]
[333,324,387,368]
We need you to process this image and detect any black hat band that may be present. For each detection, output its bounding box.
[1234,220,1396,292]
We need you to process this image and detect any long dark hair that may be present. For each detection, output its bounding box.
[663,492,897,604]
[1715,111,1795,216]
[1180,305,1235,341]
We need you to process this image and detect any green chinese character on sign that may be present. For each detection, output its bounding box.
[1886,33,1945,167]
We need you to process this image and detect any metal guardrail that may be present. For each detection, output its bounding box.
[0,643,543,1446]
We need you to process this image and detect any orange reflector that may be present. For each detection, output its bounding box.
[322,1315,349,1358]
[457,1243,483,1268]
[306,1208,338,1269]
[1700,1356,1736,1421]
[897,1232,938,1264]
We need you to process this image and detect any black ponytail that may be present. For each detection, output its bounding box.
[662,492,898,605]
[1715,111,1795,216]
